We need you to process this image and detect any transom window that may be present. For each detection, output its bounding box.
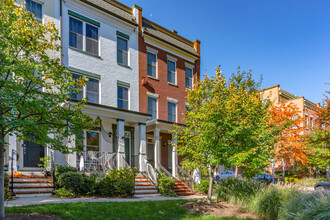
[147,97,157,120]
[168,102,177,122]
[117,36,128,66]
[69,16,99,55]
[167,60,176,84]
[147,52,157,78]
[71,73,99,104]
[26,0,42,24]
[185,67,193,89]
[117,85,129,110]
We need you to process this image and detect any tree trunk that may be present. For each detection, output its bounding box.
[282,158,285,182]
[207,168,214,204]
[0,128,5,218]
[235,166,238,178]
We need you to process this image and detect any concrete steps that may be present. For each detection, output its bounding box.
[10,172,54,196]
[134,174,160,197]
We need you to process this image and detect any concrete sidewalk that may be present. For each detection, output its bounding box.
[5,195,206,207]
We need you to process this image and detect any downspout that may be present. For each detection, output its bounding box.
[60,0,63,65]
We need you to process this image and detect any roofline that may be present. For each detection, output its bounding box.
[259,84,280,92]
[103,0,132,13]
[143,31,200,59]
[157,119,185,127]
[143,17,198,48]
[80,0,138,27]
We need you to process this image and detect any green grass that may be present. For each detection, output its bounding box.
[5,200,249,220]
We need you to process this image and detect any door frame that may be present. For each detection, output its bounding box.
[19,140,46,170]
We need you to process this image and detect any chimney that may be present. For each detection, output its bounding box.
[172,30,178,34]
[132,4,143,34]
[193,39,201,56]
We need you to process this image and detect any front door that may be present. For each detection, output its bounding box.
[23,135,44,168]
[124,131,131,166]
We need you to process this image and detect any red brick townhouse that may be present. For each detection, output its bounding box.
[133,6,201,176]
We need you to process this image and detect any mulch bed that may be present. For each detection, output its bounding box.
[3,213,63,220]
[182,201,257,219]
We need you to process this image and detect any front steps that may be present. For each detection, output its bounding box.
[174,179,194,196]
[134,174,160,197]
[10,172,54,197]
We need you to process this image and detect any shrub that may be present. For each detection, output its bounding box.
[285,177,300,184]
[55,188,74,198]
[57,171,91,196]
[214,177,266,206]
[194,179,209,194]
[250,184,303,220]
[279,191,330,220]
[55,165,77,180]
[113,180,135,197]
[4,172,12,200]
[298,177,329,187]
[157,172,176,197]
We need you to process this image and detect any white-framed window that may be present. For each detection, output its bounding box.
[167,59,176,84]
[71,73,100,104]
[86,130,100,151]
[26,0,43,24]
[69,16,99,55]
[185,67,193,89]
[117,36,128,66]
[147,96,157,120]
[147,51,157,78]
[310,117,313,127]
[117,85,129,110]
[168,102,177,122]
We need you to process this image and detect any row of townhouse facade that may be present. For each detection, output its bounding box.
[5,0,200,176]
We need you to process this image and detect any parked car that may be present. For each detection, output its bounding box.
[215,171,235,181]
[253,174,283,184]
[314,182,330,191]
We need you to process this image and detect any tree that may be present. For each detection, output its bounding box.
[268,101,308,179]
[0,1,97,217]
[172,67,272,203]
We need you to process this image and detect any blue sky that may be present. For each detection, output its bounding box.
[120,0,330,103]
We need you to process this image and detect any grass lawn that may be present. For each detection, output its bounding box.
[5,200,250,220]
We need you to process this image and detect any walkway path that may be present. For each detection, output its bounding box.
[5,195,206,207]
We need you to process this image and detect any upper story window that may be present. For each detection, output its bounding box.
[26,0,42,24]
[69,16,99,56]
[71,73,99,104]
[148,96,157,120]
[117,32,129,66]
[168,102,177,122]
[310,117,313,127]
[117,85,129,110]
[305,115,308,127]
[147,52,157,78]
[167,60,176,84]
[185,67,193,89]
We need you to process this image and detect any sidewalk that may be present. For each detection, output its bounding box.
[5,195,206,207]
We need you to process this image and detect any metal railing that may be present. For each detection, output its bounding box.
[144,159,158,187]
[158,164,174,179]
[177,165,194,191]
[10,149,15,196]
[120,155,132,170]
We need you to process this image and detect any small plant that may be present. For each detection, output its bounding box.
[38,156,51,176]
[55,188,74,198]
[157,172,177,197]
[194,179,209,194]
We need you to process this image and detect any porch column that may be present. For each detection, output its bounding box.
[172,135,178,177]
[117,119,125,169]
[8,134,17,172]
[67,135,77,168]
[138,123,147,172]
[154,127,160,170]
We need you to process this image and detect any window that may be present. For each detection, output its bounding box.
[147,52,157,78]
[167,60,176,84]
[310,117,313,127]
[305,115,308,127]
[69,16,99,55]
[69,17,83,50]
[168,102,177,122]
[148,97,157,120]
[117,36,128,66]
[86,130,100,151]
[117,85,129,109]
[71,73,99,104]
[26,0,42,24]
[185,67,193,89]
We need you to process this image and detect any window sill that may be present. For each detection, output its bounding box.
[68,46,102,59]
[168,82,178,87]
[117,62,131,69]
[147,76,159,81]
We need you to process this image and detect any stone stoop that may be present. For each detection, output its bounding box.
[134,174,160,197]
[10,172,54,197]
[174,179,194,196]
